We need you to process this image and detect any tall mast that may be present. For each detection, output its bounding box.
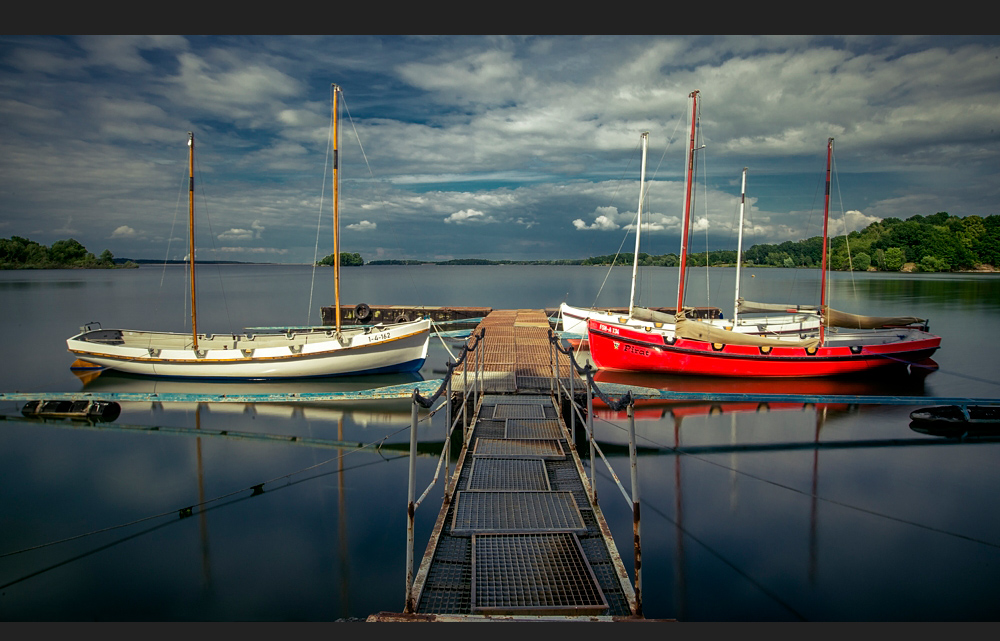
[819,137,834,344]
[628,131,649,318]
[676,90,699,312]
[188,132,198,350]
[733,167,748,323]
[332,84,342,335]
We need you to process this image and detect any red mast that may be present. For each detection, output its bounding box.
[676,90,699,312]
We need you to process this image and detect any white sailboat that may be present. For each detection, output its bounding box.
[562,90,814,342]
[67,85,430,379]
[560,130,678,338]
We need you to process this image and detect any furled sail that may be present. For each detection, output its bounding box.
[629,306,678,325]
[737,298,925,329]
[737,298,820,314]
[823,307,926,330]
[675,315,820,348]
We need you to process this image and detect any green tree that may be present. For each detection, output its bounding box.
[918,255,950,272]
[49,239,89,265]
[852,252,871,271]
[884,247,906,271]
[318,252,364,266]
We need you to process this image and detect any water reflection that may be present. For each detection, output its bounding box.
[578,359,1000,621]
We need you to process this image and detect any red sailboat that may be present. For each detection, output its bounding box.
[587,138,942,377]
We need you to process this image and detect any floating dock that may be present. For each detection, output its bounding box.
[370,309,642,621]
[322,304,723,328]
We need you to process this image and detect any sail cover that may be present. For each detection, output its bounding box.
[630,306,678,325]
[737,298,820,314]
[823,307,926,330]
[737,298,925,329]
[675,316,820,349]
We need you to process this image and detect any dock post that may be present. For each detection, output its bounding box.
[568,347,576,442]
[549,336,555,395]
[445,362,452,496]
[628,400,642,617]
[586,365,597,504]
[462,353,469,438]
[404,392,419,613]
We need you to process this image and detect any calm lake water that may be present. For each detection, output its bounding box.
[1,264,999,621]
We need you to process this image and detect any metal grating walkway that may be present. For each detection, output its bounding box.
[399,309,638,620]
[472,532,609,615]
[451,491,587,535]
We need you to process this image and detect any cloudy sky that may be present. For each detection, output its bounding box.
[2,35,998,264]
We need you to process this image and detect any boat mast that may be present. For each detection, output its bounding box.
[188,132,198,350]
[676,90,699,312]
[733,167,747,323]
[819,137,833,344]
[629,131,649,318]
[332,84,342,335]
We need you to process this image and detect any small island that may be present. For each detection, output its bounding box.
[1,237,136,270]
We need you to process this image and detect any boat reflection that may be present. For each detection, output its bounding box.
[77,369,425,426]
[592,358,936,399]
[583,360,939,617]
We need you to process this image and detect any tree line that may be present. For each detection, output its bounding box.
[1,236,135,269]
[741,212,1000,272]
[9,213,998,272]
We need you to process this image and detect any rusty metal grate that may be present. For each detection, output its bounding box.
[492,403,546,419]
[505,419,563,440]
[451,491,586,535]
[467,458,551,491]
[473,438,564,459]
[471,532,608,615]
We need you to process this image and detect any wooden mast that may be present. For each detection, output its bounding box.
[188,132,198,350]
[676,90,698,312]
[628,131,649,318]
[332,84,342,335]
[819,137,833,344]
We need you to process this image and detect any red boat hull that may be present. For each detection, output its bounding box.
[587,319,941,378]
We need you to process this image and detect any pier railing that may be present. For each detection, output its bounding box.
[404,327,485,613]
[547,329,644,617]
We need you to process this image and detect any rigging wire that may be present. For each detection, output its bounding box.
[0,454,403,592]
[192,146,235,334]
[307,91,335,325]
[0,407,443,562]
[831,151,859,305]
[591,464,807,621]
[341,91,423,307]
[699,126,711,308]
[587,137,641,308]
[589,114,685,310]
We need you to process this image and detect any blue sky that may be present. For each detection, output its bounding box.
[2,35,998,263]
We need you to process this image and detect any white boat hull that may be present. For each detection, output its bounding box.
[67,319,431,379]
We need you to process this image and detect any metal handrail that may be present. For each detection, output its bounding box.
[547,328,642,617]
[405,328,485,614]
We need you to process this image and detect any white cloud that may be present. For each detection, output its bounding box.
[444,209,497,224]
[573,215,620,231]
[347,220,377,231]
[215,247,288,254]
[573,206,626,231]
[218,228,254,242]
[111,225,137,239]
[828,209,882,236]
